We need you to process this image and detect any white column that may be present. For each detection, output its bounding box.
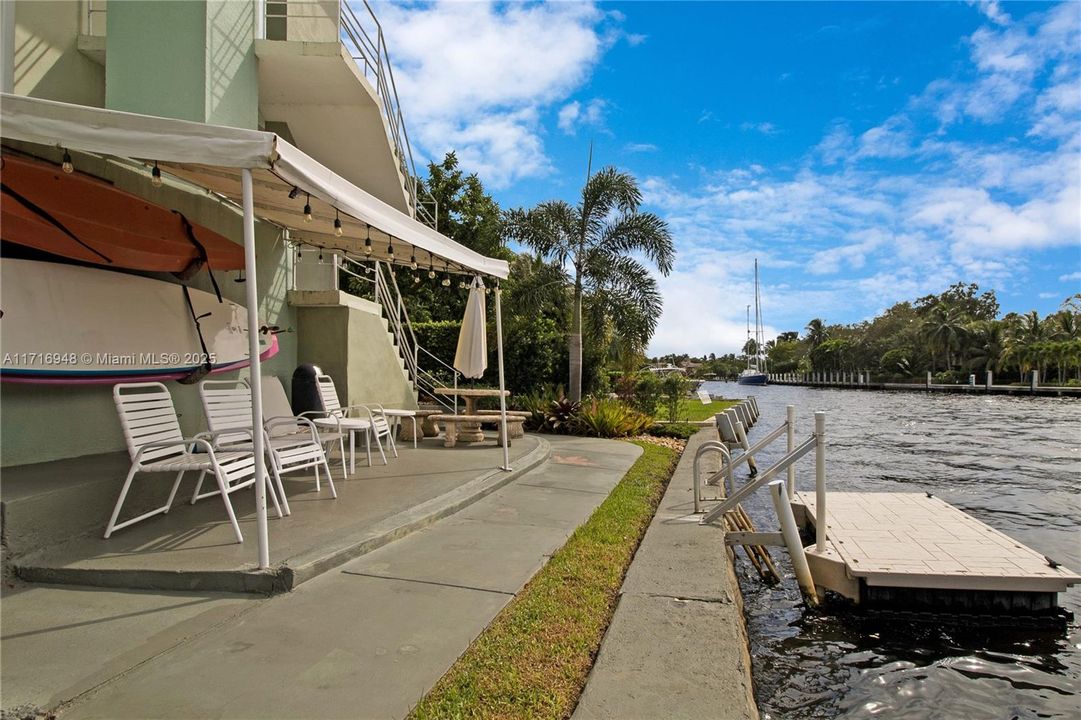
[495,281,511,471]
[814,411,826,553]
[786,404,795,499]
[242,169,270,570]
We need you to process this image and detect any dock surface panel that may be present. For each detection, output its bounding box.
[795,491,1080,593]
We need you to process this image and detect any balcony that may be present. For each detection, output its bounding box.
[258,0,435,224]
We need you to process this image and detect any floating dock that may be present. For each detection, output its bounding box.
[793,491,1081,611]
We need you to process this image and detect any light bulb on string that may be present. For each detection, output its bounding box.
[428,258,436,279]
[410,253,418,271]
[386,240,395,261]
[61,150,74,174]
[364,225,373,256]
[151,161,163,187]
[303,193,313,223]
[334,209,343,237]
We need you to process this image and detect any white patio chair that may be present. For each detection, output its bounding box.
[261,375,348,482]
[107,382,274,543]
[300,374,394,474]
[199,379,336,517]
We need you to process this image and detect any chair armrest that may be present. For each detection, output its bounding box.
[134,436,216,463]
[266,416,318,442]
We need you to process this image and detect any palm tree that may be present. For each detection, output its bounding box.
[966,320,1007,374]
[804,318,828,348]
[921,304,966,373]
[504,167,674,402]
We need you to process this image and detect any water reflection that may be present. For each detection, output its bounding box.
[699,382,1081,719]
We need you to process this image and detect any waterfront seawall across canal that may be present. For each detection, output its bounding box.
[767,376,1081,397]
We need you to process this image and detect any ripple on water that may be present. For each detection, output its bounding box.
[699,383,1081,720]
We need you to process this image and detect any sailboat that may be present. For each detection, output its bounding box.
[737,259,768,386]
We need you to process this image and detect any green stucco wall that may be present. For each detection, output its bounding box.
[106,0,257,129]
[13,0,105,106]
[0,149,297,467]
[297,305,419,412]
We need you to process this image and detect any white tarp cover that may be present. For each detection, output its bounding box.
[454,277,488,379]
[0,93,509,278]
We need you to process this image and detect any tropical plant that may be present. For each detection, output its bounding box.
[629,372,663,417]
[505,166,675,402]
[576,399,652,438]
[545,396,581,434]
[804,318,828,348]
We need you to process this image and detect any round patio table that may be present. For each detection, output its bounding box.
[433,387,510,443]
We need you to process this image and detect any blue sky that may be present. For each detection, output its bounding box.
[375,1,1081,355]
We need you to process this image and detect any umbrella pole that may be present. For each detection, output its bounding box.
[242,169,270,569]
[495,281,511,471]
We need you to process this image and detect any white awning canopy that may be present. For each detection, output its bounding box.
[0,93,509,278]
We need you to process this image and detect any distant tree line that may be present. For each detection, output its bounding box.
[657,283,1081,386]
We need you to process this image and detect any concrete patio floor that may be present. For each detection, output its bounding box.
[6,434,548,593]
[0,436,642,719]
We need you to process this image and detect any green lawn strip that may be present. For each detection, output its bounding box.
[657,398,738,422]
[408,441,679,720]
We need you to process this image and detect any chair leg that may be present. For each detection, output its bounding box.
[267,454,291,516]
[104,463,140,538]
[374,431,388,466]
[163,470,186,514]
[313,455,321,492]
[412,417,418,449]
[213,469,244,544]
[350,431,357,475]
[386,428,398,459]
[191,470,208,504]
[266,470,285,519]
[365,430,372,467]
[322,456,338,498]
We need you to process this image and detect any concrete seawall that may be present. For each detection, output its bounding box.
[768,379,1081,397]
[573,429,759,720]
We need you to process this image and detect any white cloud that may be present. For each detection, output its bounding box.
[557,98,607,135]
[624,142,658,153]
[740,121,779,135]
[375,1,615,186]
[969,1,1011,27]
[1059,271,1081,283]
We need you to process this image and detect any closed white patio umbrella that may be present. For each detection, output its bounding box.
[454,277,488,379]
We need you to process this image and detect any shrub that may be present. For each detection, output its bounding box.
[647,422,699,440]
[659,373,691,422]
[629,373,662,417]
[577,399,652,438]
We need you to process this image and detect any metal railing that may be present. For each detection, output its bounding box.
[340,255,460,411]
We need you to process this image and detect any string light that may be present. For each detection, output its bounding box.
[334,209,343,237]
[364,225,373,255]
[428,258,436,279]
[151,161,163,187]
[61,150,74,174]
[441,262,451,287]
[413,272,420,284]
[410,252,418,271]
[303,193,313,223]
[386,239,395,261]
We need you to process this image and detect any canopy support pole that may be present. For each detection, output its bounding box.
[494,281,511,471]
[242,169,270,570]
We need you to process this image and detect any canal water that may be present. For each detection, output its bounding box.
[699,381,1080,719]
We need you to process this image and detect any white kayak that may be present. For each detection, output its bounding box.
[0,258,277,384]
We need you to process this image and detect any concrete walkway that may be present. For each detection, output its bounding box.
[2,436,641,719]
[573,429,759,720]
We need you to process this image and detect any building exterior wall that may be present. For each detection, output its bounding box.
[297,304,419,412]
[105,0,258,129]
[12,0,105,106]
